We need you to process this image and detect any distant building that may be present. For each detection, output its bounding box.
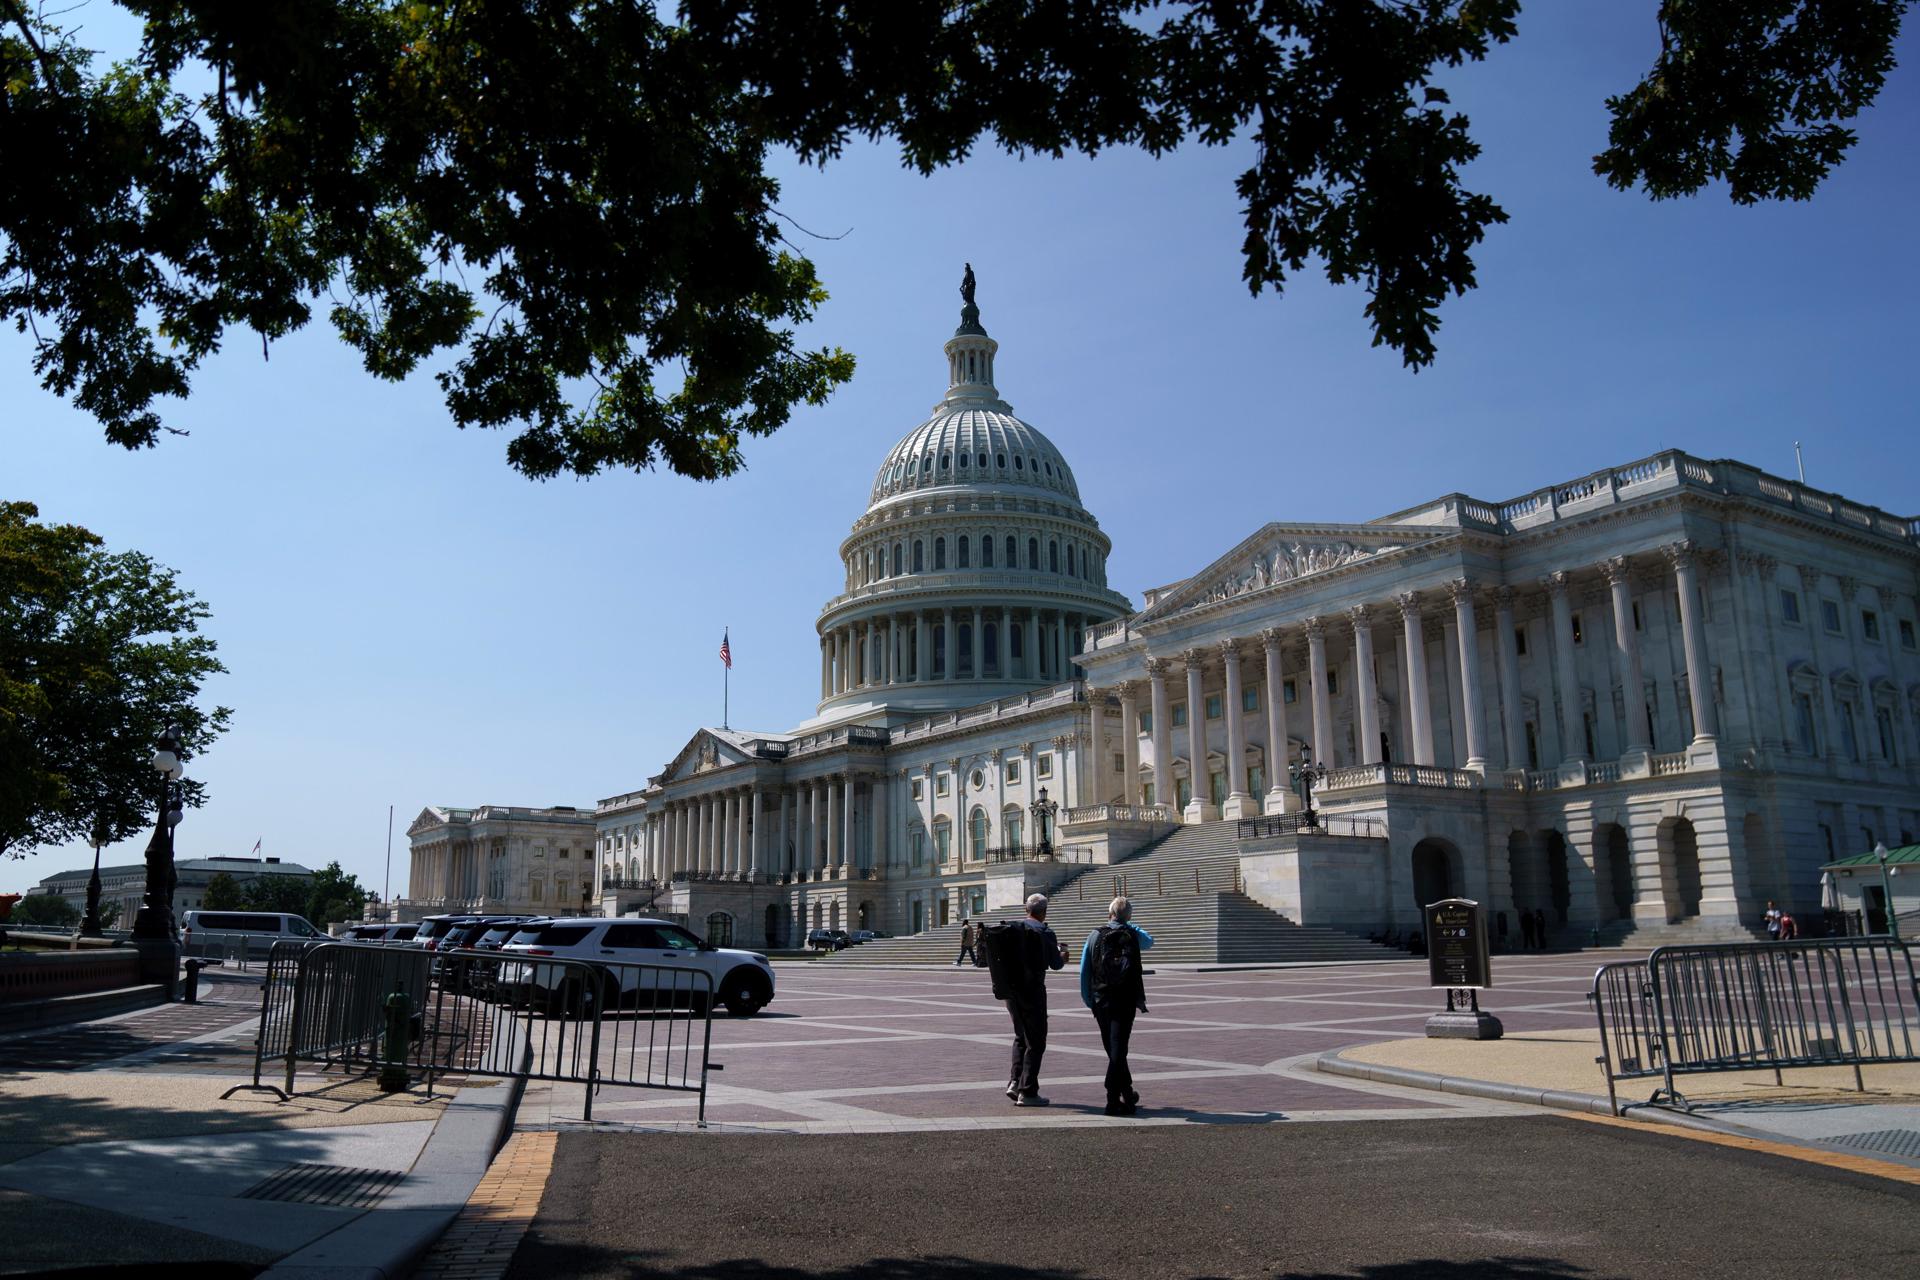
[395,805,598,921]
[28,855,316,923]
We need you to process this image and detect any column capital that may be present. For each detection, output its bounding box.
[1491,584,1516,610]
[1753,552,1777,576]
[1182,646,1208,671]
[1395,591,1422,619]
[1662,539,1698,571]
[1797,562,1822,591]
[1216,638,1242,664]
[1302,616,1327,643]
[1051,734,1074,751]
[1838,574,1861,602]
[1020,742,1036,756]
[1144,655,1172,678]
[1260,625,1286,651]
[1445,576,1477,605]
[1348,603,1372,628]
[1114,678,1140,699]
[1540,569,1573,598]
[1599,555,1633,587]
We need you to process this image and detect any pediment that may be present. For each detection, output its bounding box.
[406,806,449,837]
[661,729,754,782]
[1134,524,1440,624]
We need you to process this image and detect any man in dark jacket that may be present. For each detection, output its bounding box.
[1081,896,1155,1116]
[1004,893,1067,1107]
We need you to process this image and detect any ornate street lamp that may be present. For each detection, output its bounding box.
[1874,842,1901,942]
[81,821,109,938]
[1289,751,1330,828]
[129,723,186,990]
[1030,785,1059,858]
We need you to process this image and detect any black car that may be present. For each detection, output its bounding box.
[807,928,851,952]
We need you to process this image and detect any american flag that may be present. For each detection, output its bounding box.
[719,630,732,669]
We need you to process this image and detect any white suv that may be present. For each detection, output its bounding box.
[498,917,776,1016]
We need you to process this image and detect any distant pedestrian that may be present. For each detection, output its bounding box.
[1495,911,1509,951]
[984,893,1067,1107]
[1777,911,1798,942]
[1082,896,1154,1116]
[1518,908,1535,950]
[956,919,977,967]
[1532,908,1548,949]
[1764,900,1781,941]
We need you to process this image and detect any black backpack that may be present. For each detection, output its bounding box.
[981,921,1043,999]
[1089,924,1143,1010]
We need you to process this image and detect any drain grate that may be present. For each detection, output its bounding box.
[240,1163,405,1210]
[1821,1129,1920,1161]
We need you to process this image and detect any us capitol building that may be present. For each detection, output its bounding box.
[402,279,1920,952]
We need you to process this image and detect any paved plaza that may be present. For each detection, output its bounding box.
[525,953,1604,1131]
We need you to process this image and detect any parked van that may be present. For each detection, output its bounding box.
[182,910,325,959]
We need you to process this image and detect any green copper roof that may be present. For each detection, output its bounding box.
[1822,843,1920,871]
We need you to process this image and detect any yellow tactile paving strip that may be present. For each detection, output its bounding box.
[411,1131,558,1280]
[1565,1111,1920,1186]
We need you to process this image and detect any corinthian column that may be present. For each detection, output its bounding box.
[1305,618,1334,765]
[1183,648,1215,822]
[1448,580,1489,771]
[1146,657,1174,810]
[1397,594,1435,765]
[1260,628,1296,812]
[1117,680,1142,805]
[1351,606,1381,766]
[1493,586,1526,770]
[1220,640,1252,818]
[1543,571,1586,764]
[1602,556,1652,753]
[1666,542,1719,744]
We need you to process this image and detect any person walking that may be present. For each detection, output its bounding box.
[1764,900,1781,941]
[1518,907,1535,950]
[956,919,977,967]
[1531,907,1548,950]
[1081,896,1154,1116]
[995,893,1066,1107]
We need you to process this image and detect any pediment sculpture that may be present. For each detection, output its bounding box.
[1196,540,1383,605]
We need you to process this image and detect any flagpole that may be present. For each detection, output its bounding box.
[724,627,730,730]
[384,804,394,916]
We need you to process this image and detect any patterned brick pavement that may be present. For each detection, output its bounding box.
[411,1131,559,1280]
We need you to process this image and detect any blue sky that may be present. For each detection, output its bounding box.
[5,7,1916,896]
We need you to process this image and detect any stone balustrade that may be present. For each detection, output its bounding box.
[1315,763,1481,792]
[1061,802,1176,825]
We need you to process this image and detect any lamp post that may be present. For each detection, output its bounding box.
[1290,751,1330,828]
[129,723,186,992]
[1030,785,1059,858]
[1875,842,1901,942]
[81,822,108,939]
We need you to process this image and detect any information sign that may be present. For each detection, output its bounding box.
[1425,898,1492,990]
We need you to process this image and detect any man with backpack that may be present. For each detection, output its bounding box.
[955,919,977,967]
[981,894,1068,1107]
[1081,896,1154,1116]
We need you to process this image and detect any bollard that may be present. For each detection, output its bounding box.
[379,983,414,1092]
[182,958,203,1003]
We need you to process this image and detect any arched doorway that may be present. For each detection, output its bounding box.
[1658,817,1703,921]
[1542,830,1571,924]
[1506,831,1535,920]
[1410,838,1459,908]
[857,900,871,930]
[829,901,841,930]
[705,911,734,947]
[1594,823,1633,923]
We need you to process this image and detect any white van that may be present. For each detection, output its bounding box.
[182,910,325,959]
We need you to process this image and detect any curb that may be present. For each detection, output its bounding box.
[1312,1049,1618,1117]
[257,1072,527,1280]
[0,983,168,1032]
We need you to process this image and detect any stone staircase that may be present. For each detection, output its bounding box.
[1579,917,1772,949]
[825,821,1405,966]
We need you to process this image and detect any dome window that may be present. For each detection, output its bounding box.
[941,453,951,470]
[913,541,924,573]
[997,453,1006,468]
[981,536,994,568]
[921,457,932,475]
[1005,535,1017,566]
[1013,457,1023,471]
[1049,541,1059,574]
[1030,457,1039,473]
[893,543,904,576]
[978,452,988,468]
[1028,537,1040,570]
[958,538,970,569]
[934,537,946,570]
[958,452,968,467]
[1066,545,1075,577]
[1044,462,1053,477]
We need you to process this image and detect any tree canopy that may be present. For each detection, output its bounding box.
[0,501,230,858]
[3,2,1907,480]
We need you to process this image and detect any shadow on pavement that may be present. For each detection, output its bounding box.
[507,1245,1613,1280]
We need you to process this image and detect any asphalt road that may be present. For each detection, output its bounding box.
[505,1117,1920,1280]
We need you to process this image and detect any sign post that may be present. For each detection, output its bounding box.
[1423,898,1503,1040]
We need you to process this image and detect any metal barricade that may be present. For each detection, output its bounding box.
[1589,938,1920,1113]
[225,942,718,1123]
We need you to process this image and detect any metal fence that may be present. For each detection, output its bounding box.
[1235,813,1386,840]
[225,941,718,1123]
[1589,938,1920,1114]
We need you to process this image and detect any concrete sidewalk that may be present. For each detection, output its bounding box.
[0,970,518,1278]
[1317,1025,1920,1166]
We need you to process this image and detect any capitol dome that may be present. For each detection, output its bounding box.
[811,274,1132,721]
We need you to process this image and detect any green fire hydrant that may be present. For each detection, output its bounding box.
[378,983,413,1094]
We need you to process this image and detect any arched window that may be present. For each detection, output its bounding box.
[958,537,970,568]
[978,452,988,467]
[959,450,969,468]
[922,456,932,474]
[941,452,951,470]
[1049,540,1059,573]
[981,536,994,568]
[1006,535,1017,566]
[1066,544,1075,577]
[934,537,947,570]
[933,817,952,864]
[970,807,989,861]
[997,453,1007,468]
[1028,537,1040,570]
[893,543,904,576]
[913,540,924,573]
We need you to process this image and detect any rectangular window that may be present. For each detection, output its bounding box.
[1840,705,1860,763]
[1175,777,1192,808]
[558,848,569,859]
[1793,693,1818,755]
[1037,754,1054,779]
[1822,599,1843,634]
[1205,694,1223,720]
[1242,686,1260,713]
[1005,759,1021,784]
[1209,771,1226,808]
[1282,679,1297,705]
[1632,601,1643,631]
[1248,764,1265,796]
[1138,710,1153,734]
[911,778,924,801]
[1171,702,1187,728]
[1514,627,1529,657]
[1112,752,1124,773]
[1877,706,1898,763]
[936,773,950,797]
[1570,612,1584,645]
[533,846,546,858]
[935,826,950,863]
[1326,669,1339,695]
[910,830,924,865]
[1780,589,1801,624]
[1583,710,1597,759]
[1902,619,1917,650]
[1863,610,1881,642]
[1141,782,1155,807]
